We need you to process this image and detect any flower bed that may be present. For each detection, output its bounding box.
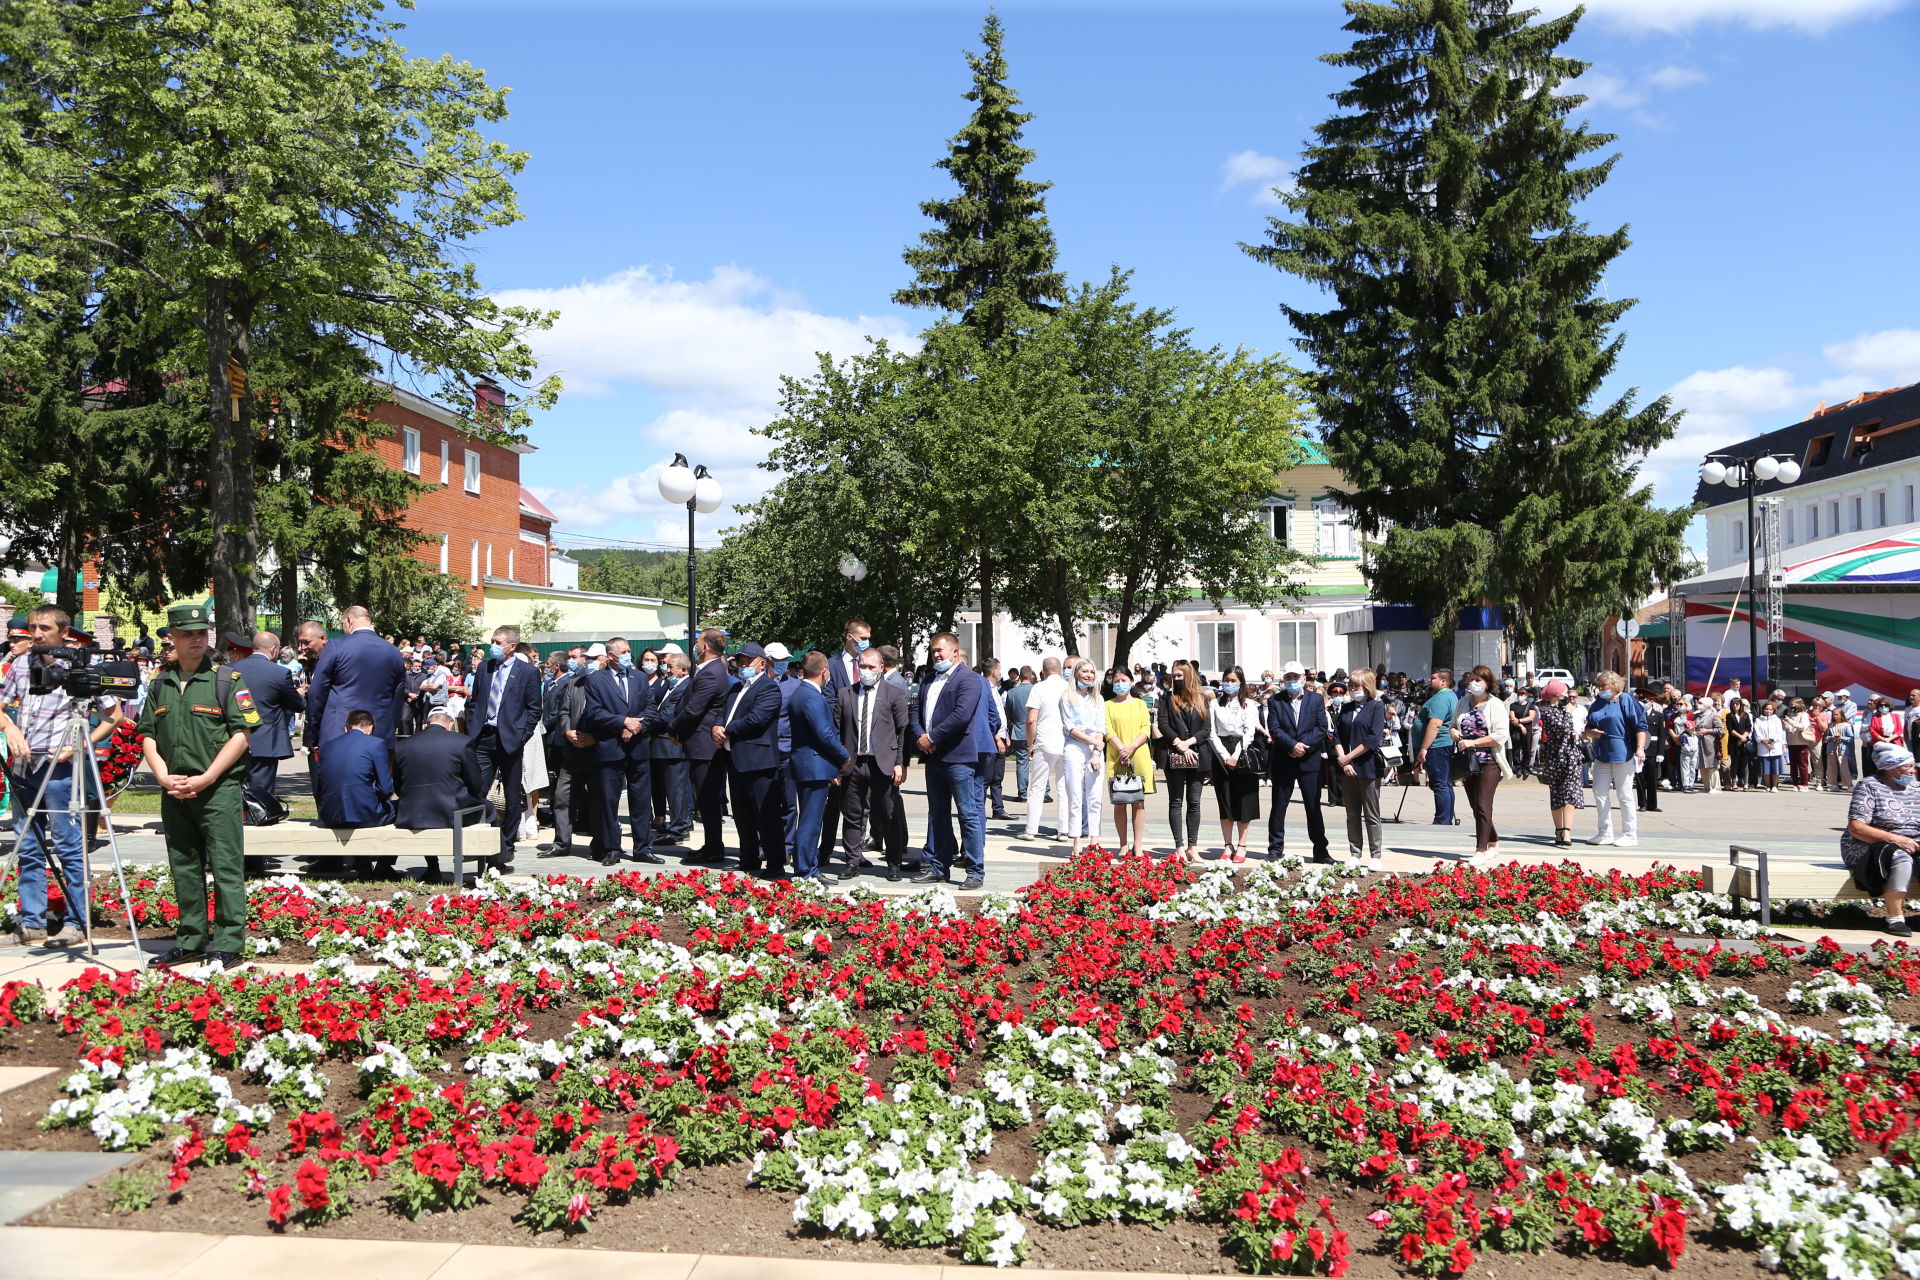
[7,854,1920,1277]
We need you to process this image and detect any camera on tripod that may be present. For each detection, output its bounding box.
[26,644,139,699]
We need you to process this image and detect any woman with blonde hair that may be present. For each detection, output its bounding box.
[1058,658,1106,856]
[1582,670,1647,848]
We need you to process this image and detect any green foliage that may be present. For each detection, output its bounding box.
[1244,0,1692,645]
[371,568,480,646]
[0,0,561,637]
[893,11,1066,344]
[103,1169,160,1215]
[575,549,704,603]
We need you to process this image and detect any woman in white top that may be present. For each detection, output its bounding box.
[1209,665,1263,863]
[1450,664,1514,864]
[1058,658,1106,856]
[1753,700,1787,791]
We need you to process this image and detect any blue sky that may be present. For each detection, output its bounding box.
[391,0,1920,551]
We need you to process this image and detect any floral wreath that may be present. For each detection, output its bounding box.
[95,719,145,796]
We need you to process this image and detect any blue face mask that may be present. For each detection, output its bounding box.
[1221,682,1241,696]
[488,643,505,661]
[1284,679,1303,695]
[933,658,953,674]
[854,638,870,652]
[667,673,684,687]
[1111,679,1132,695]
[617,653,634,669]
[565,657,581,672]
[1596,689,1615,701]
[1892,775,1913,790]
[641,661,658,675]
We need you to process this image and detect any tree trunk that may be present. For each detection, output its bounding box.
[1111,602,1168,674]
[55,504,82,622]
[207,279,259,639]
[1047,560,1076,657]
[1432,609,1458,679]
[977,548,994,665]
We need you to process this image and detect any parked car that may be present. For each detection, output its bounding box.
[1532,667,1575,689]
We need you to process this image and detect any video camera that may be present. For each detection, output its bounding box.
[26,644,140,700]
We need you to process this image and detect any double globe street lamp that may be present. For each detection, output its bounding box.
[838,553,868,617]
[659,454,723,654]
[1699,452,1802,698]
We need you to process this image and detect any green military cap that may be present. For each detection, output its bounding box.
[167,603,213,632]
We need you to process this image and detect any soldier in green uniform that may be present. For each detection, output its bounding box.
[136,604,259,969]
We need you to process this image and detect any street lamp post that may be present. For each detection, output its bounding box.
[1699,452,1801,698]
[659,454,723,654]
[838,553,867,619]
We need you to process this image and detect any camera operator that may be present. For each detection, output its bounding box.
[0,605,126,948]
[136,604,258,970]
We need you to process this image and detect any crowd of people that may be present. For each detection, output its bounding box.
[19,598,1920,951]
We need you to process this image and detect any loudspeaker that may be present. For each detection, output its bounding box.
[1768,640,1816,684]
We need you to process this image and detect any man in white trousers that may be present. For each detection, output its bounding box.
[1023,656,1070,840]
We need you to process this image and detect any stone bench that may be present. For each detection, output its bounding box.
[246,807,489,882]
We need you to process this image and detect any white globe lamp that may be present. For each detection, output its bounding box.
[1775,460,1801,486]
[693,471,724,515]
[1699,461,1727,486]
[658,455,696,506]
[1754,456,1780,482]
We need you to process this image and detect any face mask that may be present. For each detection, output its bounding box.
[854,638,870,652]
[1112,679,1132,695]
[1330,694,1348,706]
[1596,690,1615,701]
[1221,682,1241,696]
[488,643,505,660]
[933,658,953,674]
[1354,688,1371,700]
[859,667,881,689]
[565,658,580,672]
[1892,774,1914,790]
[617,653,634,669]
[1467,681,1486,696]
[741,665,760,683]
[1077,677,1096,691]
[667,673,684,687]
[640,661,658,675]
[1284,679,1303,695]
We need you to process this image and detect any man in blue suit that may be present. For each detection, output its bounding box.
[465,625,542,872]
[715,642,784,875]
[649,653,694,845]
[305,605,407,748]
[910,632,985,890]
[788,652,849,884]
[315,710,396,876]
[670,629,733,863]
[1265,660,1331,862]
[226,630,304,835]
[579,636,664,867]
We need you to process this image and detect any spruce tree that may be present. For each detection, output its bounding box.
[1245,0,1690,650]
[894,11,1067,343]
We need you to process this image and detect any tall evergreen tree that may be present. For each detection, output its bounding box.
[893,10,1067,660]
[1245,0,1690,651]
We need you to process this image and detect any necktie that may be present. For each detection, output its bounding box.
[487,661,510,726]
[860,687,874,756]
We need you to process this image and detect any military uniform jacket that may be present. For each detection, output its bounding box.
[136,660,257,779]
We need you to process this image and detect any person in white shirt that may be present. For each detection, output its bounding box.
[1023,656,1069,839]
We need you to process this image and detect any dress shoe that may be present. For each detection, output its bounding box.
[910,870,949,885]
[492,859,515,874]
[836,862,863,881]
[536,843,575,858]
[152,946,205,969]
[991,810,1011,821]
[598,853,623,867]
[886,862,903,883]
[958,876,985,891]
[687,849,725,864]
[202,950,243,971]
[634,851,665,864]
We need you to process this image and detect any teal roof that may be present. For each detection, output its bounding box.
[1298,436,1329,464]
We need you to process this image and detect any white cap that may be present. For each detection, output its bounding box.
[1281,660,1306,676]
[585,642,606,658]
[661,642,684,655]
[764,642,791,661]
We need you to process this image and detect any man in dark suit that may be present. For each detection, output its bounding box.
[465,625,542,872]
[650,652,694,845]
[910,632,985,890]
[538,645,596,859]
[1265,660,1331,863]
[715,641,784,875]
[314,710,396,875]
[671,628,733,864]
[579,637,664,867]
[305,605,407,747]
[402,658,427,736]
[838,645,909,880]
[226,630,304,836]
[788,652,849,884]
[825,618,869,700]
[395,709,485,882]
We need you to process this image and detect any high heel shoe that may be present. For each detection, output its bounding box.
[1554,826,1572,848]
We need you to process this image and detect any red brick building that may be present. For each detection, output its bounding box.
[365,383,552,609]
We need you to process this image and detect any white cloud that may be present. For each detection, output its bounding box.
[1218,150,1295,207]
[1535,0,1903,32]
[1573,63,1707,112]
[500,266,918,538]
[1644,328,1920,508]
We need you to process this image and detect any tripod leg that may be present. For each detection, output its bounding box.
[78,724,142,966]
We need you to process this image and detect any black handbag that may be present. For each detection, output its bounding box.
[1243,737,1271,773]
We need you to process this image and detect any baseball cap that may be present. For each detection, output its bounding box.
[738,641,767,660]
[661,642,684,655]
[764,642,791,661]
[585,642,607,658]
[1281,660,1305,677]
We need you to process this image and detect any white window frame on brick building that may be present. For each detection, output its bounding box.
[439,440,449,485]
[401,426,421,475]
[438,533,448,574]
[464,449,481,495]
[469,539,479,586]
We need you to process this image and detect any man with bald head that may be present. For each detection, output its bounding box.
[304,607,407,818]
[226,630,305,855]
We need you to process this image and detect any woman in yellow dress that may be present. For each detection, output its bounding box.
[1104,668,1157,856]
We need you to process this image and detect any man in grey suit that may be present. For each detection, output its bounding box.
[838,646,910,881]
[226,629,303,814]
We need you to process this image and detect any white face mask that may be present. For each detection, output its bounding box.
[1467,681,1486,696]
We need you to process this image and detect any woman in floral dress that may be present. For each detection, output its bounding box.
[1535,679,1583,848]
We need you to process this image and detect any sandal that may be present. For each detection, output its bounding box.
[1554,826,1572,849]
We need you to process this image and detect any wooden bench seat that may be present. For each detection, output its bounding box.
[246,821,485,881]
